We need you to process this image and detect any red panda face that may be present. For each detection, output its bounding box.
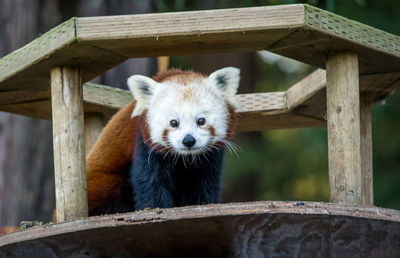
[127,67,240,155]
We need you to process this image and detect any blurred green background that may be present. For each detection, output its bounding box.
[160,0,400,209]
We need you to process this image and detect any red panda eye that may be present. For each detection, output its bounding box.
[197,118,206,126]
[170,119,179,128]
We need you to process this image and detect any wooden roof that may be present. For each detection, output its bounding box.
[1,201,400,256]
[0,4,399,131]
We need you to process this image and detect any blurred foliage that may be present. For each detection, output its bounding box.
[164,0,400,209]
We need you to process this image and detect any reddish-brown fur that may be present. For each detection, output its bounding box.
[86,101,138,215]
[86,69,237,216]
[0,69,237,232]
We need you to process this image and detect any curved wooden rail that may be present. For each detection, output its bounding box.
[1,201,400,257]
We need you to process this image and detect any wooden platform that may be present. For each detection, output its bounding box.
[1,4,400,131]
[1,201,400,257]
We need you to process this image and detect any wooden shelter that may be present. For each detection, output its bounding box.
[0,4,400,256]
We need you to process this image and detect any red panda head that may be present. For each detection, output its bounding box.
[127,67,240,155]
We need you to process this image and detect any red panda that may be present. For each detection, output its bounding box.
[87,67,241,215]
[0,68,240,234]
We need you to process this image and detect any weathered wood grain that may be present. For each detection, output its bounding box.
[360,96,374,206]
[51,67,88,222]
[84,113,105,156]
[305,5,400,62]
[286,69,399,120]
[0,89,49,106]
[76,5,305,57]
[1,4,400,97]
[237,112,325,131]
[0,19,75,89]
[157,56,169,72]
[0,19,126,93]
[1,201,399,257]
[286,69,326,110]
[235,91,324,131]
[326,52,362,205]
[269,5,400,75]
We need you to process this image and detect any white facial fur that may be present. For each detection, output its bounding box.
[127,67,240,155]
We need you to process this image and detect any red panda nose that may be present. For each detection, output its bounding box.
[182,134,196,148]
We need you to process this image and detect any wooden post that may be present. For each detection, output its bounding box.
[326,52,362,205]
[84,113,105,156]
[360,96,374,205]
[51,67,88,222]
[157,56,169,72]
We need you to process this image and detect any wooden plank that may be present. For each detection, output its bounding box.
[1,4,400,96]
[84,113,105,156]
[82,83,132,112]
[0,83,132,120]
[360,96,374,206]
[237,92,287,114]
[0,89,49,106]
[1,201,400,256]
[359,72,400,102]
[76,5,305,57]
[286,69,400,120]
[326,52,362,205]
[157,56,169,72]
[0,100,51,120]
[0,17,126,92]
[0,19,76,90]
[0,42,126,92]
[268,5,400,75]
[304,5,400,62]
[237,112,324,131]
[0,86,324,130]
[286,69,327,120]
[51,67,88,222]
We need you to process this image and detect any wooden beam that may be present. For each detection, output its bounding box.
[0,19,76,91]
[360,96,374,206]
[157,56,169,73]
[326,52,362,205]
[2,5,400,95]
[286,69,399,120]
[286,69,326,110]
[84,113,105,156]
[51,67,88,222]
[0,86,325,130]
[269,5,400,75]
[76,5,305,57]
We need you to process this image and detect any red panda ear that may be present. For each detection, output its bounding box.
[127,75,159,117]
[208,67,241,110]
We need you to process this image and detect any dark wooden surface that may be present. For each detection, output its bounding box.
[0,201,399,257]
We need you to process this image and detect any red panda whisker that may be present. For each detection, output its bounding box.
[163,148,175,159]
[200,149,210,164]
[214,137,240,158]
[182,155,189,169]
[172,153,179,166]
[215,136,241,152]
